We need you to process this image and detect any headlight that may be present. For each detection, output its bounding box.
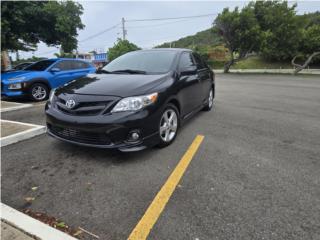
[8,83,22,89]
[49,89,56,103]
[9,76,26,81]
[111,92,158,113]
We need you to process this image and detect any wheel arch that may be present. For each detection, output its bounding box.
[167,97,181,114]
[27,78,51,91]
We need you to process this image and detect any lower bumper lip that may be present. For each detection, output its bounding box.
[47,127,158,152]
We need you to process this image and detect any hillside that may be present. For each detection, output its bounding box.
[156,28,222,48]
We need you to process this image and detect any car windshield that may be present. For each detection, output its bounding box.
[14,63,31,70]
[102,50,177,74]
[24,60,56,71]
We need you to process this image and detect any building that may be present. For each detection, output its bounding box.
[92,53,108,69]
[75,52,93,62]
[75,52,108,69]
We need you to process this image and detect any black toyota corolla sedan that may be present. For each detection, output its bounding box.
[46,48,215,152]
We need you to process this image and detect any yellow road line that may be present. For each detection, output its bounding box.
[128,135,205,240]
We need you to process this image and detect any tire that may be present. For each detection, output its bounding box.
[157,103,180,148]
[202,87,214,111]
[29,83,49,101]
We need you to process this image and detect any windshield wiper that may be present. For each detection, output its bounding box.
[110,69,146,74]
[96,69,111,74]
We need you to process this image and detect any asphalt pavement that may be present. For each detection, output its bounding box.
[2,74,320,240]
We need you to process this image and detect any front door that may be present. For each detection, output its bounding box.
[177,52,203,117]
[192,53,212,104]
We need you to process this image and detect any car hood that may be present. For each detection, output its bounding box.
[59,73,170,97]
[1,70,36,80]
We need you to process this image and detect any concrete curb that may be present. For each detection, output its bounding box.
[1,120,46,147]
[1,102,33,113]
[1,203,77,240]
[214,69,320,75]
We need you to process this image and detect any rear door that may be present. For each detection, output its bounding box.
[70,60,94,79]
[192,53,212,104]
[177,52,203,117]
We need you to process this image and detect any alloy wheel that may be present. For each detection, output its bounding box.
[32,86,47,100]
[208,89,213,109]
[159,109,178,142]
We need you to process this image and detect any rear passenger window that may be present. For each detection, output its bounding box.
[179,52,195,70]
[54,61,72,71]
[71,61,89,69]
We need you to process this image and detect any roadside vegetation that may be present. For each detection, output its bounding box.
[159,2,320,73]
[2,1,319,74]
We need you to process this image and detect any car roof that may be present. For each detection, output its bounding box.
[138,48,192,53]
[46,58,89,62]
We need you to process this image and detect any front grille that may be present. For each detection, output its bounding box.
[48,125,112,145]
[55,98,113,116]
[54,94,120,116]
[56,104,104,116]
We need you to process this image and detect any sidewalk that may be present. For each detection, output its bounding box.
[1,203,77,240]
[214,68,320,74]
[1,221,35,240]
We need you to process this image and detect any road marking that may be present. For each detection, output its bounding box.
[128,135,204,240]
[1,101,46,112]
[1,120,46,147]
[0,101,32,112]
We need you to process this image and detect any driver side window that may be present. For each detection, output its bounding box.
[192,53,206,70]
[179,52,195,70]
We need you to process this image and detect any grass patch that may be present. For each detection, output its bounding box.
[209,56,320,70]
[231,56,293,69]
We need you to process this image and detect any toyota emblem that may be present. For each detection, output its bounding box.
[66,99,76,109]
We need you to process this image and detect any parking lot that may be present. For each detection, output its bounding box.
[1,74,320,240]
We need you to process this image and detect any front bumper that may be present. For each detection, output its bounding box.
[1,81,27,97]
[45,102,162,152]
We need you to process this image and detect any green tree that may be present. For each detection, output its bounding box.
[252,1,301,61]
[214,6,261,72]
[108,39,140,61]
[1,1,84,53]
[291,12,320,74]
[54,52,75,58]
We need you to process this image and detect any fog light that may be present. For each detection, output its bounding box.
[132,132,140,140]
[128,131,140,142]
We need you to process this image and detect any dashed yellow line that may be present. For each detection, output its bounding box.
[128,135,205,240]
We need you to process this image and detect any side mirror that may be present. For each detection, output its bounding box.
[180,65,197,76]
[50,67,61,73]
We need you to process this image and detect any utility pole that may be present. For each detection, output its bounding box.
[121,17,127,40]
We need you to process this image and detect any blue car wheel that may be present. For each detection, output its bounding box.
[29,83,49,101]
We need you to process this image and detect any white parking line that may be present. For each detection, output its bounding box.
[0,120,46,147]
[0,102,33,113]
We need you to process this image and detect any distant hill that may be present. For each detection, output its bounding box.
[156,28,222,48]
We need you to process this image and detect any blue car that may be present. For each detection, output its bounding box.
[1,58,96,101]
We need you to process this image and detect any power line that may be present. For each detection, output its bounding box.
[79,22,121,42]
[30,13,218,56]
[126,13,217,22]
[126,18,201,29]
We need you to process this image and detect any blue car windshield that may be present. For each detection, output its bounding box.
[24,60,56,71]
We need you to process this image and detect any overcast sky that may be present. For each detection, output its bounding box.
[16,1,320,60]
